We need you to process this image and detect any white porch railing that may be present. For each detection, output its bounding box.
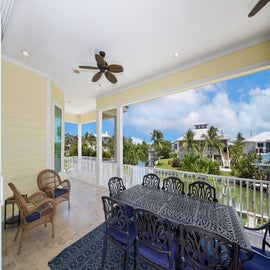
[64,156,270,227]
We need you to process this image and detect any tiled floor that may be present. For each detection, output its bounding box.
[2,178,266,270]
[2,178,108,270]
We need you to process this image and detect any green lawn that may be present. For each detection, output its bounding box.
[155,158,232,176]
[155,158,178,170]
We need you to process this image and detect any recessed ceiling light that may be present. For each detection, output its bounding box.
[174,52,180,57]
[21,50,30,57]
[73,69,80,74]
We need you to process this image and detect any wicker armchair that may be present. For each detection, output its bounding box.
[8,182,56,254]
[37,169,71,208]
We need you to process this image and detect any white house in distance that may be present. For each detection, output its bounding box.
[94,130,111,152]
[173,123,230,168]
[242,131,270,163]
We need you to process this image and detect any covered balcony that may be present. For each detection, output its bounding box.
[2,173,269,269]
[1,1,270,269]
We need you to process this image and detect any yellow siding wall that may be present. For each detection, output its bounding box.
[64,111,96,124]
[2,60,47,200]
[1,60,65,219]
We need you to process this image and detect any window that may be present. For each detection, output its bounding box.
[257,142,264,148]
[54,106,62,172]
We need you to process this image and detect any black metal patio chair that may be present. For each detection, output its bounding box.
[162,176,185,194]
[187,180,218,202]
[134,208,176,270]
[108,176,126,197]
[241,219,270,270]
[107,176,133,218]
[101,196,135,270]
[142,173,160,189]
[178,224,240,270]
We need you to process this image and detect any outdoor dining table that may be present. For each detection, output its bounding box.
[115,184,252,253]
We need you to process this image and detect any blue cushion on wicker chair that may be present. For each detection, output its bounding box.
[26,211,40,223]
[54,188,68,198]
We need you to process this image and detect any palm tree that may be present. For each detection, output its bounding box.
[179,129,199,154]
[202,126,224,161]
[150,129,164,149]
[150,129,164,161]
[236,132,245,143]
[81,132,97,156]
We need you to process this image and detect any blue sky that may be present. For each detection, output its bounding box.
[65,69,270,144]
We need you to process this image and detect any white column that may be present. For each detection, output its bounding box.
[116,105,123,177]
[78,123,82,170]
[113,116,117,160]
[96,110,103,185]
[46,77,51,168]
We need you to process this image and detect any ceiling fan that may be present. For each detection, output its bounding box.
[248,0,270,17]
[79,51,124,84]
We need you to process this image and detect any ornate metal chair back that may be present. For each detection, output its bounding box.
[108,176,126,197]
[101,196,135,269]
[134,208,175,269]
[187,180,218,202]
[142,173,160,189]
[179,224,240,270]
[162,176,185,194]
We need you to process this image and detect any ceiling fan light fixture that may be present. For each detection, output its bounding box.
[79,51,123,84]
[73,69,80,74]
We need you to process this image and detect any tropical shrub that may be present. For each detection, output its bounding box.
[172,157,180,167]
[178,152,220,175]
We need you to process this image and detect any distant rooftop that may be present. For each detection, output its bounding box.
[176,123,227,141]
[243,131,270,142]
[194,123,208,129]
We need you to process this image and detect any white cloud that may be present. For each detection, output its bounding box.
[123,82,270,142]
[131,137,144,144]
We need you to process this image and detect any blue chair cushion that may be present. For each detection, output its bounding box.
[241,246,270,270]
[26,211,40,223]
[138,241,176,269]
[251,246,270,257]
[108,223,136,248]
[54,188,68,198]
[126,205,134,218]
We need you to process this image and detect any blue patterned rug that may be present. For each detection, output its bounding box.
[48,222,156,270]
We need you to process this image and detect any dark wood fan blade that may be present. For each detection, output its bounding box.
[92,71,103,82]
[107,64,124,73]
[105,71,117,84]
[95,54,106,68]
[79,65,99,70]
[248,0,270,17]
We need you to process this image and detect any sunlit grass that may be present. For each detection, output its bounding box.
[155,158,233,176]
[155,158,177,170]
